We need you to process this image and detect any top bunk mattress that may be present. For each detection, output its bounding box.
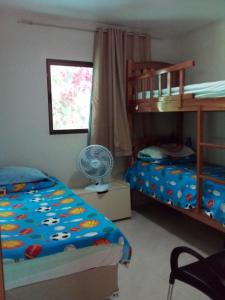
[137,80,225,99]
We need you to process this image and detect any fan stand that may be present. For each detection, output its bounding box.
[85,180,109,193]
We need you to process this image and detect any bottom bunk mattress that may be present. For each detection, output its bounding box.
[0,178,131,265]
[125,161,225,225]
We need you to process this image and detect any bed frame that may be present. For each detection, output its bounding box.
[127,59,225,233]
[0,241,119,300]
[5,265,118,300]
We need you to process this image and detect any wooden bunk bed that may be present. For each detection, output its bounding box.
[126,59,225,233]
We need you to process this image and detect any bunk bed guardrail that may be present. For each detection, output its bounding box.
[127,59,225,112]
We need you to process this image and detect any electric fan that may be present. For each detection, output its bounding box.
[78,144,113,192]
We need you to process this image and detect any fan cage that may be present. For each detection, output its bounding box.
[78,145,113,181]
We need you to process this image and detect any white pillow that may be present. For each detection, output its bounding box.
[139,144,195,159]
[139,146,167,159]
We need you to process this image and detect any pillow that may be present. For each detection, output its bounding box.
[138,146,167,160]
[137,152,171,164]
[1,178,56,194]
[0,166,49,185]
[138,153,196,164]
[138,144,194,159]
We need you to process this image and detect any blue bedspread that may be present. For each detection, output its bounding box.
[125,161,225,225]
[0,178,131,264]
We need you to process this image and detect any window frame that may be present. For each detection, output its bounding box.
[46,59,93,135]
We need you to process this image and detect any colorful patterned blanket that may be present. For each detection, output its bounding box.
[0,178,131,264]
[125,161,225,225]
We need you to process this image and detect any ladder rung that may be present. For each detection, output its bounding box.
[200,142,225,150]
[200,174,225,185]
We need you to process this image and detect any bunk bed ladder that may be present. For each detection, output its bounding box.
[196,107,225,216]
[196,107,204,213]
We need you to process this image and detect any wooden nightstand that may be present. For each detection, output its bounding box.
[72,179,131,221]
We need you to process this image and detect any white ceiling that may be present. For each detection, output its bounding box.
[1,0,225,37]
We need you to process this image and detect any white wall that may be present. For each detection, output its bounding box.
[178,20,225,164]
[178,20,225,84]
[0,12,178,185]
[0,13,94,186]
[151,37,179,64]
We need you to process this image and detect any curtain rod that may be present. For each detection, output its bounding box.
[17,19,162,40]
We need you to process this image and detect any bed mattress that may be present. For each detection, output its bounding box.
[125,161,225,225]
[4,243,122,290]
[137,80,225,99]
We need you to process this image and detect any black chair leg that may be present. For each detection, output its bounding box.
[167,274,175,300]
[167,283,174,300]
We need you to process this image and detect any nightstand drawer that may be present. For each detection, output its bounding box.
[72,180,131,221]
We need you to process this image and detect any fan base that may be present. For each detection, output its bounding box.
[85,183,109,193]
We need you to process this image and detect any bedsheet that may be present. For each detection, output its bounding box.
[137,80,225,99]
[125,161,225,225]
[0,178,131,264]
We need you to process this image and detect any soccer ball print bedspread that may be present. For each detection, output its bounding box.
[0,178,131,263]
[125,161,225,226]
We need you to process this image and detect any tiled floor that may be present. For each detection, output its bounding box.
[116,202,224,300]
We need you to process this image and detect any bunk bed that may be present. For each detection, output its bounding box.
[126,59,225,233]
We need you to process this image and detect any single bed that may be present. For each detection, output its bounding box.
[0,170,131,300]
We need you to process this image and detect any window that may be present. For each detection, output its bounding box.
[46,59,93,134]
